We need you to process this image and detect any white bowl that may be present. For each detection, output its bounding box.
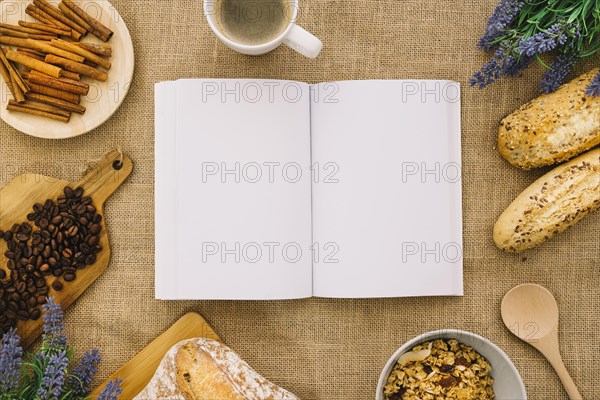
[376,330,527,400]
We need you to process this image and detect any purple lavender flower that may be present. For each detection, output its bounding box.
[37,349,69,400]
[470,44,531,88]
[519,24,568,57]
[42,297,67,351]
[98,377,123,400]
[0,328,22,393]
[67,348,101,395]
[540,53,577,93]
[479,0,524,50]
[586,71,600,97]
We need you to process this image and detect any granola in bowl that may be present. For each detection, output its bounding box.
[383,339,495,400]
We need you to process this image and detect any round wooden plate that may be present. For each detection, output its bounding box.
[0,0,134,139]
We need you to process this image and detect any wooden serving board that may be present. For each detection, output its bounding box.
[91,312,221,399]
[0,149,132,348]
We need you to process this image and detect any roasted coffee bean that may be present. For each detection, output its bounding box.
[87,236,99,246]
[27,297,37,308]
[16,310,28,320]
[39,218,49,229]
[90,224,101,235]
[0,270,5,280]
[64,186,74,198]
[30,308,41,320]
[74,187,83,198]
[40,264,50,273]
[63,272,76,282]
[16,233,29,242]
[51,281,63,291]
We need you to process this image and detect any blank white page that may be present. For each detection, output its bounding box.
[157,79,313,300]
[311,80,463,298]
[155,82,178,299]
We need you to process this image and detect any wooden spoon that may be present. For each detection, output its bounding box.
[501,284,582,400]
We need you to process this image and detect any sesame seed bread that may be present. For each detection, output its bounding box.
[498,69,600,170]
[134,338,299,400]
[493,148,600,252]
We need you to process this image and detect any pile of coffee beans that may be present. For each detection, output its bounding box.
[0,186,103,335]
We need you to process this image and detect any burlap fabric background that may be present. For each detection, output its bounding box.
[0,0,598,398]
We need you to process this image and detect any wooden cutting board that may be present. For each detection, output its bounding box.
[91,312,221,399]
[0,149,132,348]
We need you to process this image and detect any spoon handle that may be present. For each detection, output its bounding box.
[546,355,582,400]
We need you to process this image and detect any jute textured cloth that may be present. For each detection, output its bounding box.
[0,0,598,399]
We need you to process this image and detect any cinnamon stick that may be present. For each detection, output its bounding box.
[25,92,85,114]
[33,0,87,35]
[18,21,71,36]
[25,6,57,26]
[59,69,80,81]
[26,5,81,40]
[0,48,29,98]
[61,0,113,41]
[8,99,71,118]
[0,26,56,40]
[45,54,107,81]
[26,80,80,104]
[57,2,92,32]
[7,102,70,122]
[0,23,48,35]
[18,49,45,62]
[17,48,47,58]
[76,42,111,57]
[6,50,62,78]
[26,38,85,62]
[23,69,89,95]
[1,37,85,63]
[51,38,110,69]
[0,57,20,102]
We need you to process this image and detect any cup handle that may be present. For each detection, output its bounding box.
[283,24,322,58]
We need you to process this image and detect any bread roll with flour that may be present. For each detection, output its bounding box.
[134,338,299,400]
[498,69,600,169]
[494,148,600,252]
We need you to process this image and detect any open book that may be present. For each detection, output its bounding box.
[155,79,462,299]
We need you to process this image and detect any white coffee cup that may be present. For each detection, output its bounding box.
[204,0,322,58]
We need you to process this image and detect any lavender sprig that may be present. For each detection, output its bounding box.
[519,23,572,57]
[479,0,525,50]
[0,328,23,393]
[41,297,67,353]
[586,71,600,96]
[98,378,123,400]
[66,348,101,396]
[37,349,69,400]
[540,53,577,93]
[469,43,532,88]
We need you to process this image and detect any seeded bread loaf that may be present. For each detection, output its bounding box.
[498,69,600,169]
[493,148,600,252]
[134,338,299,400]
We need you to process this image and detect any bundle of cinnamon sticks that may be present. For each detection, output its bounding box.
[1,0,114,123]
